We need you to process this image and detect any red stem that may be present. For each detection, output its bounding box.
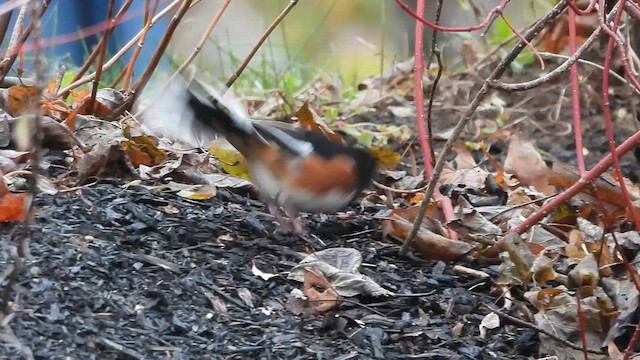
[568,2,586,175]
[487,128,640,256]
[395,0,510,32]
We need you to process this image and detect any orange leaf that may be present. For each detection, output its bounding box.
[71,89,91,105]
[381,208,473,261]
[7,85,41,116]
[0,192,30,222]
[295,101,345,144]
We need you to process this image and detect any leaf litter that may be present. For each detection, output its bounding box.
[0,49,639,359]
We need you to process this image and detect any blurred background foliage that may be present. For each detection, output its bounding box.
[4,0,554,92]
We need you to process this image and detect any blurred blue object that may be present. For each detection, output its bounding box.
[7,0,169,81]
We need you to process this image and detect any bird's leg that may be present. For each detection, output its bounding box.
[268,202,289,229]
[284,208,305,236]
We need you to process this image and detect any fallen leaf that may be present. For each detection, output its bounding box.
[479,312,500,338]
[303,267,341,315]
[295,100,345,144]
[208,138,250,180]
[74,88,132,119]
[567,253,599,289]
[6,85,40,116]
[252,260,277,281]
[503,135,554,195]
[382,209,474,261]
[176,184,216,200]
[369,147,401,169]
[76,143,137,182]
[0,192,30,222]
[288,247,392,297]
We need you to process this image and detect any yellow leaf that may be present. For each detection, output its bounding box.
[369,147,401,169]
[176,185,216,200]
[208,139,251,180]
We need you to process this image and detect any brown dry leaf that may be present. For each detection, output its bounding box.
[440,141,490,189]
[121,125,167,167]
[530,254,558,286]
[41,117,74,150]
[0,192,30,222]
[176,184,216,200]
[6,85,40,116]
[551,162,640,220]
[0,175,8,196]
[410,193,424,205]
[42,98,72,120]
[566,229,588,260]
[524,287,565,311]
[382,209,474,261]
[303,267,341,315]
[121,140,154,167]
[534,291,607,360]
[503,135,554,195]
[76,143,137,182]
[448,196,501,240]
[567,253,599,289]
[71,89,91,105]
[71,88,133,127]
[391,174,424,192]
[295,100,344,144]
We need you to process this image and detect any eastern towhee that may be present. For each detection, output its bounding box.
[146,80,377,235]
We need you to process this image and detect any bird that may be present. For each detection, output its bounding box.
[146,79,378,235]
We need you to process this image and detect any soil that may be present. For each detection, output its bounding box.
[1,57,638,359]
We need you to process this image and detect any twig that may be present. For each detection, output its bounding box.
[567,1,585,176]
[5,2,27,61]
[538,52,640,95]
[425,0,443,167]
[488,16,602,91]
[487,128,640,257]
[395,0,509,32]
[173,0,230,77]
[131,0,193,98]
[400,1,570,255]
[120,0,160,89]
[24,0,43,258]
[0,0,50,83]
[55,0,192,97]
[60,0,133,99]
[225,0,299,89]
[0,6,14,47]
[89,0,116,114]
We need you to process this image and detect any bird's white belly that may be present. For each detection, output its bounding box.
[248,162,355,213]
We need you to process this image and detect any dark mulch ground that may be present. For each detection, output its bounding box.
[1,181,536,360]
[2,57,638,360]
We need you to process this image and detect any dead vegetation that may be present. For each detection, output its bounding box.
[1,0,640,359]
